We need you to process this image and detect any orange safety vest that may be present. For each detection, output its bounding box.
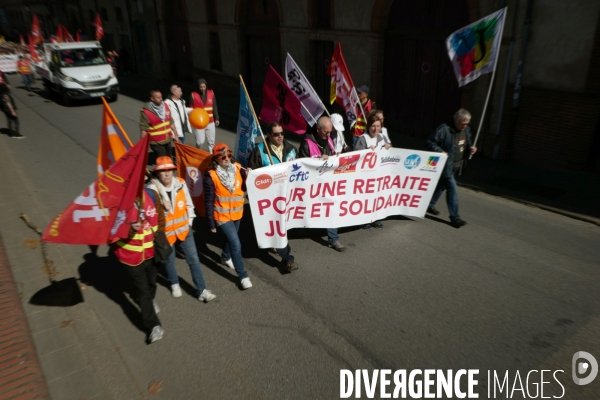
[209,164,244,223]
[192,90,215,122]
[351,100,373,137]
[17,60,31,75]
[164,178,190,245]
[114,191,159,266]
[142,104,172,144]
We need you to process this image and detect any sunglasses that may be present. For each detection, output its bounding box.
[270,132,283,137]
[216,150,232,160]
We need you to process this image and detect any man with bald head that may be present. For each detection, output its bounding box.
[165,84,192,144]
[299,116,346,252]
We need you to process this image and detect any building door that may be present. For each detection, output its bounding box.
[164,0,193,81]
[383,0,469,137]
[243,0,281,97]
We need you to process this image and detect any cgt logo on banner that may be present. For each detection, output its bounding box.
[246,148,448,248]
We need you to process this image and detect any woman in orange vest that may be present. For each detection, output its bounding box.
[203,143,253,290]
[113,188,166,343]
[17,55,33,91]
[147,156,216,302]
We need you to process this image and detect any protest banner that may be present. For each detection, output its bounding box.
[0,55,18,72]
[247,148,447,248]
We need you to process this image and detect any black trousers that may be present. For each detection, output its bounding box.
[4,112,18,133]
[124,258,161,332]
[150,140,175,165]
[276,244,294,263]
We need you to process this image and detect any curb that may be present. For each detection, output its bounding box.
[0,234,51,399]
[458,183,600,227]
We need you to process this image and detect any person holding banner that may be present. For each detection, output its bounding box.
[140,90,179,164]
[426,109,477,228]
[355,113,391,230]
[299,116,346,252]
[113,187,165,344]
[248,122,299,272]
[204,143,253,289]
[371,110,392,145]
[330,113,349,155]
[147,157,217,302]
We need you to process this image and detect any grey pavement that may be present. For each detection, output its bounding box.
[0,79,599,399]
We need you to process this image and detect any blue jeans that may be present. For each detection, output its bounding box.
[352,136,359,149]
[275,244,294,263]
[164,230,206,296]
[429,172,460,220]
[218,220,248,279]
[21,74,33,89]
[327,228,339,244]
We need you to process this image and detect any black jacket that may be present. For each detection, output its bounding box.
[426,122,473,177]
[298,133,334,158]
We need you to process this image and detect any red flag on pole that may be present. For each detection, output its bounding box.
[94,14,104,41]
[97,97,133,177]
[28,34,41,62]
[55,25,74,43]
[174,143,212,217]
[327,43,361,127]
[259,65,306,134]
[31,15,43,45]
[42,135,150,245]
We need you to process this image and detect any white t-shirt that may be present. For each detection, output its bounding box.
[381,127,391,144]
[364,134,385,150]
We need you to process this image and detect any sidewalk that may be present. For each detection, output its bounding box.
[118,73,600,225]
[0,235,50,399]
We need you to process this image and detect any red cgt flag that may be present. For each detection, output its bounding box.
[56,25,74,43]
[259,65,306,134]
[97,97,133,177]
[31,15,43,45]
[94,14,104,41]
[42,135,150,245]
[28,34,41,62]
[327,43,360,127]
[174,142,212,217]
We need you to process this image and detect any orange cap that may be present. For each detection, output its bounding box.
[212,143,231,157]
[154,156,177,171]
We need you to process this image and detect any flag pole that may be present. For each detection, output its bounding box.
[239,74,274,166]
[299,101,319,126]
[470,8,507,159]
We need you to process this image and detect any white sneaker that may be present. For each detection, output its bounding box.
[153,301,160,314]
[222,258,235,270]
[241,277,252,290]
[171,284,182,298]
[149,325,164,343]
[198,289,216,302]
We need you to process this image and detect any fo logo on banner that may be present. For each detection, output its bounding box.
[255,174,273,190]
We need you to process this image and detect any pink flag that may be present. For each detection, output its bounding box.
[259,65,306,134]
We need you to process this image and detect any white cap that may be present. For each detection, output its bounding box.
[330,113,344,132]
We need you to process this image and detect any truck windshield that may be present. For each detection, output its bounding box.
[58,48,107,68]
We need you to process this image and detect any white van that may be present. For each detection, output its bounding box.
[35,41,119,106]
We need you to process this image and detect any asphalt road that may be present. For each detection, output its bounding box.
[1,82,599,399]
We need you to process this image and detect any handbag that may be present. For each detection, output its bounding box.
[153,230,172,263]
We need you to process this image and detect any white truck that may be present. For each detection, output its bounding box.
[34,41,119,106]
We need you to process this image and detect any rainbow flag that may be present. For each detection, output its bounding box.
[446,8,506,87]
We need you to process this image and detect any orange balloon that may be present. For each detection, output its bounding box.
[189,108,210,129]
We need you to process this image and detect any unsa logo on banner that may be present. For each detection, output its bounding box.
[404,154,421,170]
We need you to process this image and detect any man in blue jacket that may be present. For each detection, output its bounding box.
[248,122,299,272]
[426,109,477,228]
